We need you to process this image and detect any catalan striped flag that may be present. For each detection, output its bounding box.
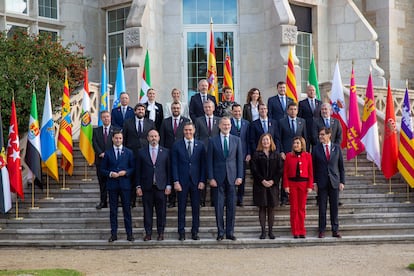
[360,71,381,169]
[397,88,414,188]
[79,67,95,165]
[381,81,398,179]
[0,101,11,213]
[58,71,74,175]
[98,55,109,126]
[346,65,364,160]
[222,39,234,101]
[207,20,218,102]
[40,82,59,181]
[139,49,151,103]
[113,50,126,109]
[286,48,298,103]
[8,98,24,199]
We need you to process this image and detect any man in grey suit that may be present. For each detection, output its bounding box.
[312,103,343,146]
[195,99,220,207]
[208,117,243,241]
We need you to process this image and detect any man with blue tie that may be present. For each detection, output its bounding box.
[100,130,135,242]
[172,122,206,241]
[111,92,134,128]
[230,104,251,207]
[267,81,294,121]
[208,117,243,241]
[136,129,171,241]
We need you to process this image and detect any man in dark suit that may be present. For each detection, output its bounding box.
[100,130,135,242]
[194,99,220,207]
[111,92,134,128]
[279,102,307,206]
[144,88,164,131]
[172,122,206,241]
[279,102,307,155]
[92,111,118,209]
[313,103,343,146]
[267,81,294,122]
[159,101,190,208]
[230,104,251,207]
[123,103,155,207]
[208,117,243,241]
[312,127,345,239]
[189,79,217,122]
[298,85,322,150]
[136,129,171,241]
[249,103,281,155]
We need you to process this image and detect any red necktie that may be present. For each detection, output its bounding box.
[325,144,330,161]
[173,119,178,135]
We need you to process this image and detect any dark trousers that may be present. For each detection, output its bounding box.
[212,179,236,237]
[95,166,108,205]
[142,186,167,235]
[318,183,339,233]
[177,182,201,235]
[108,187,132,237]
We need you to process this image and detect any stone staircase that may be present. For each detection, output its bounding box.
[1,143,414,249]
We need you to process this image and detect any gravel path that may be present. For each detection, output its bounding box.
[0,244,413,275]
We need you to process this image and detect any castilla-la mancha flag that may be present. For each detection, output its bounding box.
[381,81,398,179]
[7,98,23,199]
[360,71,381,169]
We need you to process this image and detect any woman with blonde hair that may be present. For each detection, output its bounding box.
[250,133,283,239]
[283,136,313,238]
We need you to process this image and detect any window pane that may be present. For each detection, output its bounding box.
[6,24,28,38]
[183,0,237,24]
[6,0,28,14]
[39,30,58,41]
[296,32,312,93]
[39,0,58,19]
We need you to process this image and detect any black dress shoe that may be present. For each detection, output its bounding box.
[143,234,152,241]
[259,232,266,239]
[318,232,325,238]
[332,231,342,238]
[236,202,244,207]
[226,235,237,241]
[294,235,299,239]
[96,203,107,209]
[268,232,275,240]
[299,235,306,239]
[178,233,185,241]
[168,202,176,208]
[108,235,117,242]
[191,233,200,240]
[200,202,206,207]
[216,235,224,241]
[127,235,135,242]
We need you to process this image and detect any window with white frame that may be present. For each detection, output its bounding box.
[6,23,29,38]
[6,0,28,15]
[39,29,59,41]
[39,0,58,19]
[183,0,238,101]
[107,6,130,85]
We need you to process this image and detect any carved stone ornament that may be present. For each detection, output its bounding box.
[281,25,297,44]
[125,27,142,48]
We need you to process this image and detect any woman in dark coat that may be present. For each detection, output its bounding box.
[250,133,284,239]
[243,88,263,122]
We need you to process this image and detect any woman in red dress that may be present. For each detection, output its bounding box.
[283,136,313,238]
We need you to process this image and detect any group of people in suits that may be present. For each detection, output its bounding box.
[92,79,345,242]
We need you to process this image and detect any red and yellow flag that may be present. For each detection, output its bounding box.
[79,67,95,165]
[58,70,74,175]
[286,48,298,102]
[207,21,218,102]
[222,39,234,101]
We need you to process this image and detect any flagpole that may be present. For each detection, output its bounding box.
[386,178,394,194]
[353,156,363,176]
[14,196,23,220]
[61,168,70,190]
[403,185,411,203]
[44,170,54,200]
[29,175,39,210]
[372,162,376,185]
[82,161,92,181]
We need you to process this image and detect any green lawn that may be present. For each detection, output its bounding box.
[0,269,82,276]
